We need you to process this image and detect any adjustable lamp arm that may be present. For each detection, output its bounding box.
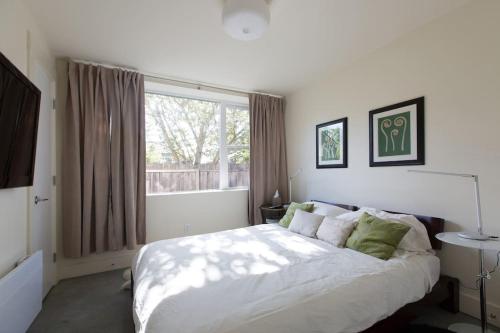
[408,170,486,240]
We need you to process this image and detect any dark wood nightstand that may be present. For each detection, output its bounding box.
[259,203,289,224]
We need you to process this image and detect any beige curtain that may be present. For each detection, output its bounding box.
[62,61,145,258]
[248,94,289,225]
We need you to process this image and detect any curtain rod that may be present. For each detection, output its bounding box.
[70,58,283,99]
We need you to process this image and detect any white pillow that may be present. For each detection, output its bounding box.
[375,211,432,253]
[334,207,376,223]
[305,201,351,217]
[288,210,325,238]
[357,206,381,214]
[316,216,357,247]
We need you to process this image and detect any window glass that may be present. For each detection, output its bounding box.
[225,105,250,188]
[145,93,249,194]
[227,147,249,188]
[226,105,249,146]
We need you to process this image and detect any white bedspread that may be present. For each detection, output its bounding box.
[132,224,439,333]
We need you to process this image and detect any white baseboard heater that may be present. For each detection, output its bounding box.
[0,250,43,333]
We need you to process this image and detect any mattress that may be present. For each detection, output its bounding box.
[132,224,440,333]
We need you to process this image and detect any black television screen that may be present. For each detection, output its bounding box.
[0,52,41,189]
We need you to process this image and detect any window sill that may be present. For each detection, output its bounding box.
[146,187,248,197]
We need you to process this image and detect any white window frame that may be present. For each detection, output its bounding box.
[219,101,250,189]
[145,90,249,192]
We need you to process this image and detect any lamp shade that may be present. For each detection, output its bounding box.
[222,0,270,41]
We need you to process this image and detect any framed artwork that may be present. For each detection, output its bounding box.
[316,117,348,168]
[369,97,425,167]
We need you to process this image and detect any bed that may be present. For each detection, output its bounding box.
[132,202,446,333]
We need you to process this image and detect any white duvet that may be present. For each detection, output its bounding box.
[132,224,439,333]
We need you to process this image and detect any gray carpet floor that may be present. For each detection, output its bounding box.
[28,270,134,333]
[28,269,485,333]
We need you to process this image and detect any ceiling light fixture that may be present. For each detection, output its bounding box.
[222,0,270,41]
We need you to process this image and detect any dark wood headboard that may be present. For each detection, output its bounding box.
[311,200,445,249]
[383,210,444,250]
[311,200,358,212]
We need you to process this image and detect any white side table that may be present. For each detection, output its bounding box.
[436,232,500,333]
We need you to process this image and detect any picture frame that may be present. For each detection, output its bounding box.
[369,97,425,167]
[316,117,348,168]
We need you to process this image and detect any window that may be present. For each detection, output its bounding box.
[145,92,249,194]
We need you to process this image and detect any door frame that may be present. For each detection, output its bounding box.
[28,60,57,297]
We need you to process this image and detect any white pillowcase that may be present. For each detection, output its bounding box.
[305,201,351,218]
[288,210,325,238]
[334,207,378,223]
[316,216,357,247]
[335,208,432,253]
[375,211,432,253]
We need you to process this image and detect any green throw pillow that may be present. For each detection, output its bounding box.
[346,212,410,260]
[278,202,314,228]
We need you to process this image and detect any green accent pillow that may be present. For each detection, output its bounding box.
[346,212,410,260]
[278,202,314,228]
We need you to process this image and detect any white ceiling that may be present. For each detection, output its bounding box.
[24,0,468,95]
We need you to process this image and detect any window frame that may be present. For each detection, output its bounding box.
[219,101,250,190]
[144,90,250,194]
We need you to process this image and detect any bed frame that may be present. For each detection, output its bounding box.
[131,201,457,332]
[311,200,458,332]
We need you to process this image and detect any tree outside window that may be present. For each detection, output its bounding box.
[145,93,249,194]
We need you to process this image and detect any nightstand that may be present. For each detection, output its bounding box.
[259,203,288,224]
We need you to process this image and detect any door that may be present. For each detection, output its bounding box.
[31,62,56,297]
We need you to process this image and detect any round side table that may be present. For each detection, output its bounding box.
[259,203,288,224]
[436,232,500,333]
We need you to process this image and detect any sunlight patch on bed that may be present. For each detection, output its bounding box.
[268,232,329,256]
[133,225,332,331]
[249,262,280,274]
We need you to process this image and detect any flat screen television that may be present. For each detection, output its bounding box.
[0,52,41,189]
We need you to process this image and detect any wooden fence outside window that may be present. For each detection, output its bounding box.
[146,169,249,193]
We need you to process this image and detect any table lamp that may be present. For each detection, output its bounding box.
[408,170,494,240]
[409,169,499,333]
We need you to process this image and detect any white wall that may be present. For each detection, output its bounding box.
[147,189,249,242]
[0,0,54,278]
[57,190,249,279]
[285,0,500,323]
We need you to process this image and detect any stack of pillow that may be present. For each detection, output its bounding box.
[278,202,432,260]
